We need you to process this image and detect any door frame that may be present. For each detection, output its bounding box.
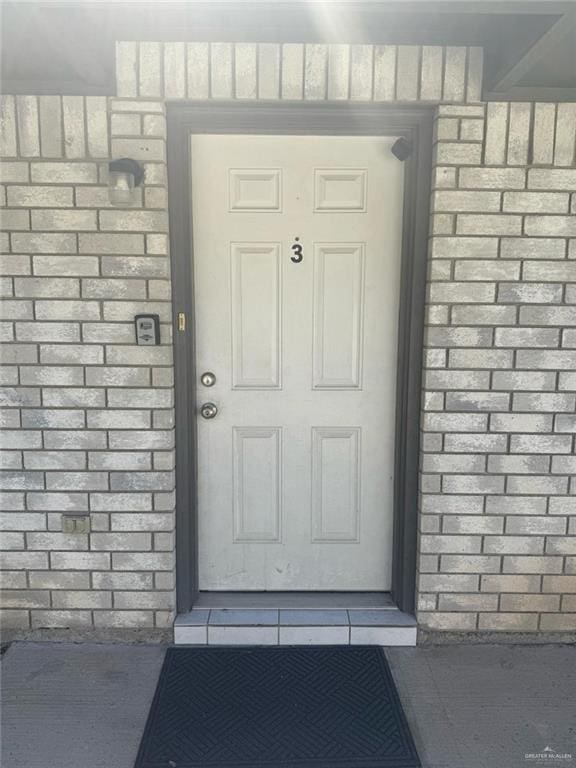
[167,101,433,615]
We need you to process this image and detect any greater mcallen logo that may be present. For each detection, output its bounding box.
[525,746,573,762]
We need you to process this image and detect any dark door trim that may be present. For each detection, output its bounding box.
[167,101,433,615]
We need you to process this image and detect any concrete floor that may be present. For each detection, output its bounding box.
[1,642,575,768]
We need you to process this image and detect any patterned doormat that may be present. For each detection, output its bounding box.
[134,646,421,768]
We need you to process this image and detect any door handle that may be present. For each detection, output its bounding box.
[200,402,218,419]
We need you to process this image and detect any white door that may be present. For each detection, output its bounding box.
[190,134,404,591]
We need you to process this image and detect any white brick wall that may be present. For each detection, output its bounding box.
[0,40,575,638]
[420,104,576,634]
[0,94,175,633]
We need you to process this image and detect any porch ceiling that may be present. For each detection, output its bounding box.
[1,1,575,99]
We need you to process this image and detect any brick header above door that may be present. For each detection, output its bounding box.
[116,42,483,103]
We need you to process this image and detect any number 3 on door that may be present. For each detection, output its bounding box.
[291,238,303,263]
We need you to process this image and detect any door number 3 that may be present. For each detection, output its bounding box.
[291,238,303,263]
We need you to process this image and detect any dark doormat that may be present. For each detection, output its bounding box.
[134,645,421,768]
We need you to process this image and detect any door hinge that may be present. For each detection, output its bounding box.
[177,312,186,332]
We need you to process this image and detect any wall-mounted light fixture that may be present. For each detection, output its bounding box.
[108,158,144,206]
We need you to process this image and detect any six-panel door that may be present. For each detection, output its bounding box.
[190,134,404,590]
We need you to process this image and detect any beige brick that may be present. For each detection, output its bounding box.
[478,613,538,631]
[506,517,566,536]
[503,556,563,574]
[90,532,151,551]
[459,167,525,189]
[420,46,442,101]
[508,475,568,496]
[26,532,87,551]
[0,552,48,570]
[92,571,153,590]
[501,594,560,612]
[210,42,233,99]
[94,610,154,628]
[549,498,576,516]
[0,571,27,589]
[449,349,512,370]
[546,537,576,555]
[525,216,576,237]
[496,328,559,348]
[440,555,501,573]
[444,434,506,453]
[163,42,186,99]
[528,168,576,190]
[481,575,540,593]
[540,614,576,631]
[113,591,174,609]
[543,576,576,594]
[439,593,497,611]
[15,277,80,299]
[29,571,90,590]
[0,161,28,182]
[418,611,477,631]
[90,493,152,512]
[434,191,500,213]
[517,350,576,370]
[186,42,210,99]
[443,475,504,494]
[532,103,556,165]
[484,103,508,164]
[499,283,563,304]
[112,552,173,570]
[429,282,496,303]
[554,103,576,167]
[454,260,520,281]
[488,455,549,475]
[484,537,544,555]
[419,573,479,592]
[493,371,556,392]
[500,238,566,260]
[503,192,569,214]
[32,610,92,628]
[373,45,396,101]
[395,46,419,101]
[51,552,110,570]
[52,591,112,609]
[234,43,257,100]
[443,516,503,535]
[442,47,466,102]
[490,414,551,433]
[451,306,517,326]
[435,143,482,165]
[430,236,498,259]
[420,535,481,554]
[456,215,522,236]
[1,209,30,230]
[258,44,281,100]
[507,103,531,166]
[459,119,484,142]
[116,42,138,97]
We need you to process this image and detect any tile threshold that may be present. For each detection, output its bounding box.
[174,605,417,646]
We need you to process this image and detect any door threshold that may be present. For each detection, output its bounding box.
[174,592,417,647]
[192,591,396,610]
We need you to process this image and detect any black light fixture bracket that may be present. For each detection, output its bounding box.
[108,157,144,186]
[391,137,413,161]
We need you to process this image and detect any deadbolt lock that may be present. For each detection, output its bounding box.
[200,371,216,387]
